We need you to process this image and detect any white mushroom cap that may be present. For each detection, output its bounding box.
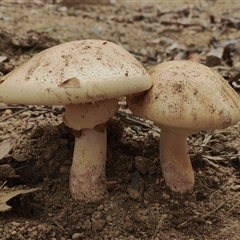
[0,39,152,105]
[0,39,152,202]
[128,60,240,134]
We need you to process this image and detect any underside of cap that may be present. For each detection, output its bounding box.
[0,40,152,105]
[128,60,240,133]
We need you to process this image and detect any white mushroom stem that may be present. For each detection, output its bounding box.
[159,128,194,193]
[70,126,107,201]
[63,99,119,201]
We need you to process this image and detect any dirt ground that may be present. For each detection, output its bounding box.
[0,0,240,239]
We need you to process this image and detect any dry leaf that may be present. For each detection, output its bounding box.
[0,188,39,212]
[0,56,8,63]
[0,137,16,160]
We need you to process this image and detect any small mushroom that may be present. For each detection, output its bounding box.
[127,60,240,193]
[0,39,152,201]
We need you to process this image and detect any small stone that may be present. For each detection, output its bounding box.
[10,231,17,236]
[122,217,133,232]
[133,209,149,223]
[30,231,38,238]
[4,109,12,116]
[82,219,91,230]
[135,156,151,175]
[92,219,106,232]
[11,222,21,227]
[106,215,112,222]
[97,204,104,211]
[127,187,141,201]
[59,165,69,174]
[148,166,157,175]
[72,232,84,240]
[162,192,170,200]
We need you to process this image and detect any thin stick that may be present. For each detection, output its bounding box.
[226,193,240,213]
[228,72,240,84]
[151,214,167,240]
[178,194,233,228]
[0,181,7,190]
[0,106,60,122]
[1,108,30,121]
[227,200,240,213]
[116,111,160,133]
[216,220,239,237]
[51,220,65,231]
[0,106,27,111]
[202,153,240,161]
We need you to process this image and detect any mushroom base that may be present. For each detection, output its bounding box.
[69,126,108,201]
[159,128,195,193]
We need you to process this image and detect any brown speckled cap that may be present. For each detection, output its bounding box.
[0,39,152,105]
[127,60,240,133]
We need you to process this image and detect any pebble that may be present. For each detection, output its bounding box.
[97,204,104,211]
[133,209,149,223]
[11,222,20,227]
[92,219,106,232]
[106,215,112,222]
[127,187,141,201]
[30,230,38,237]
[72,232,84,240]
[162,192,170,200]
[135,155,151,175]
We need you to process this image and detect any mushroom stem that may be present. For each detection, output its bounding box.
[159,128,194,193]
[70,126,108,201]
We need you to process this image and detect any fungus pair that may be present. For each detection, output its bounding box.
[1,39,239,201]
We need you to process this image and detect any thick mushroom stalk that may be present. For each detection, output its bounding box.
[71,127,107,201]
[63,99,119,201]
[159,128,194,192]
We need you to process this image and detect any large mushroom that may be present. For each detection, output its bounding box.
[127,60,240,193]
[0,39,152,201]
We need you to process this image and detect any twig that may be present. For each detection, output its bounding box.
[0,106,27,111]
[0,106,60,122]
[151,214,167,240]
[226,193,240,213]
[1,108,30,121]
[202,153,240,161]
[0,181,7,190]
[14,165,30,171]
[216,219,239,237]
[201,133,213,147]
[178,194,233,228]
[209,183,229,203]
[202,157,227,174]
[228,72,240,84]
[51,220,65,231]
[227,200,240,213]
[116,111,160,133]
[202,157,221,169]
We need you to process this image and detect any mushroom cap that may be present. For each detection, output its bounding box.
[0,40,152,105]
[127,60,240,134]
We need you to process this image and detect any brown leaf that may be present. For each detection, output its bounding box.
[0,188,39,212]
[0,137,16,160]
